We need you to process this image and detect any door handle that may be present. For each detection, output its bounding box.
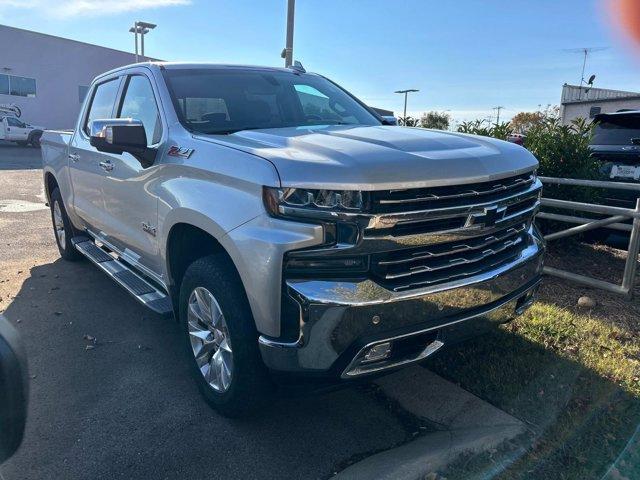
[99,160,114,172]
[68,153,80,163]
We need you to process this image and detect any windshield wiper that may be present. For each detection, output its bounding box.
[202,126,265,135]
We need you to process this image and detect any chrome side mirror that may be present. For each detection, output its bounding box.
[89,118,147,154]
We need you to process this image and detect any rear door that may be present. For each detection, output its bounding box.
[68,76,123,231]
[98,73,164,276]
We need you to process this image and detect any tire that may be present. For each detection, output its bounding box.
[49,188,82,261]
[179,254,272,417]
[29,131,42,148]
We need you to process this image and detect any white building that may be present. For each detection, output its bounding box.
[560,83,640,125]
[0,25,155,130]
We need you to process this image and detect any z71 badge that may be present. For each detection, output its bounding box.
[167,145,194,158]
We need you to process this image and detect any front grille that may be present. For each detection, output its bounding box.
[370,172,535,213]
[366,172,540,291]
[371,224,528,291]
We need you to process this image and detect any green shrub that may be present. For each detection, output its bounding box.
[457,119,513,140]
[456,111,601,204]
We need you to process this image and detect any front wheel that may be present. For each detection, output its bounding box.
[179,254,272,417]
[49,188,82,261]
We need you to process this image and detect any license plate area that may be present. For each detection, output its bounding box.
[610,164,640,180]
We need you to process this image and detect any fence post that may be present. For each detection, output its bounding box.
[622,198,640,298]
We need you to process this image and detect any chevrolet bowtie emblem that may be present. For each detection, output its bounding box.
[467,205,507,228]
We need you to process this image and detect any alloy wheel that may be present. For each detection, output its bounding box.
[187,287,234,392]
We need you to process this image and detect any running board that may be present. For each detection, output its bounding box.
[72,236,173,317]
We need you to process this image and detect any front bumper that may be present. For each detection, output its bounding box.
[259,232,544,379]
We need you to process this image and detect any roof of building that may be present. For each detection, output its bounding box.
[0,24,160,61]
[561,84,640,105]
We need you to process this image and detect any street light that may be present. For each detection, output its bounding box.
[129,21,157,62]
[281,0,295,67]
[394,89,419,124]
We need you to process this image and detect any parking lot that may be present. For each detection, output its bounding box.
[0,145,418,479]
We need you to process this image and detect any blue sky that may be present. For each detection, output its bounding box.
[1,0,639,124]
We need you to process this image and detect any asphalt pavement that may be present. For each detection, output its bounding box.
[0,145,411,480]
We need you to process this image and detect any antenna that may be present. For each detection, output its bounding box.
[288,60,306,73]
[564,47,608,85]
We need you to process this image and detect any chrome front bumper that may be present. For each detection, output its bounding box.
[258,232,545,378]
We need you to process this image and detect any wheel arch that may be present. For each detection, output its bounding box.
[44,171,58,203]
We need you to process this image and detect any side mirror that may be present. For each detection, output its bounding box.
[381,116,398,126]
[89,119,155,167]
[0,314,28,464]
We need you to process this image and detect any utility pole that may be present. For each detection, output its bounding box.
[394,89,419,124]
[493,106,504,124]
[283,0,295,67]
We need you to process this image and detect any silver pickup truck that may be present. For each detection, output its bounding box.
[41,62,544,417]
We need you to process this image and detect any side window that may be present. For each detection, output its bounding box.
[118,76,162,145]
[6,117,22,127]
[84,79,120,135]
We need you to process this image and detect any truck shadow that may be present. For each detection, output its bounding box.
[1,258,638,479]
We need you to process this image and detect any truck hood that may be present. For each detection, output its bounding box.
[197,125,538,190]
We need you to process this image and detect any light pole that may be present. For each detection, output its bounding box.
[493,106,504,124]
[394,89,419,124]
[129,21,157,62]
[281,0,295,67]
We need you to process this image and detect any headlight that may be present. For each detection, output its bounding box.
[263,187,365,218]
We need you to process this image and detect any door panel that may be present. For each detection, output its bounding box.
[68,77,121,232]
[99,74,163,275]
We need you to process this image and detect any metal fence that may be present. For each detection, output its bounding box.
[537,176,640,298]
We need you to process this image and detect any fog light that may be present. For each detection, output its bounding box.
[362,342,392,363]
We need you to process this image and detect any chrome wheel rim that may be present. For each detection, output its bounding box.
[53,201,65,249]
[187,287,233,393]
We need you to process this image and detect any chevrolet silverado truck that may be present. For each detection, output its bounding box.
[41,62,544,417]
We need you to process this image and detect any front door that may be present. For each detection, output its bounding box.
[99,73,164,276]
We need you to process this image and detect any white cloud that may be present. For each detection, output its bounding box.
[0,0,190,17]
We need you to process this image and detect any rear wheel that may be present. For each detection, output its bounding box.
[28,131,41,148]
[49,188,82,261]
[179,254,272,417]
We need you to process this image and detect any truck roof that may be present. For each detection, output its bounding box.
[94,62,311,81]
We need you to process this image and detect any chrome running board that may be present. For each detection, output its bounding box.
[72,236,173,317]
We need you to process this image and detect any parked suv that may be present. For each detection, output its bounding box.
[41,62,544,416]
[590,110,640,209]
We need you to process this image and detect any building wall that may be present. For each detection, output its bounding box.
[0,25,153,130]
[561,99,640,125]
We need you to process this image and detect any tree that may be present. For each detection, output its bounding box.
[510,111,544,133]
[420,111,451,130]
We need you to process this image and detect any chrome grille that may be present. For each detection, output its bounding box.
[370,172,535,213]
[371,224,528,291]
[366,172,541,291]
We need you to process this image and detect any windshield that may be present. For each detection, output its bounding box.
[162,68,381,134]
[591,115,640,145]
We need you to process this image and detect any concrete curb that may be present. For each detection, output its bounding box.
[335,367,526,479]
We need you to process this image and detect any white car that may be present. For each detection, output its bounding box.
[0,115,44,147]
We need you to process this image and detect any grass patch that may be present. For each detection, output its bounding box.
[425,301,640,479]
